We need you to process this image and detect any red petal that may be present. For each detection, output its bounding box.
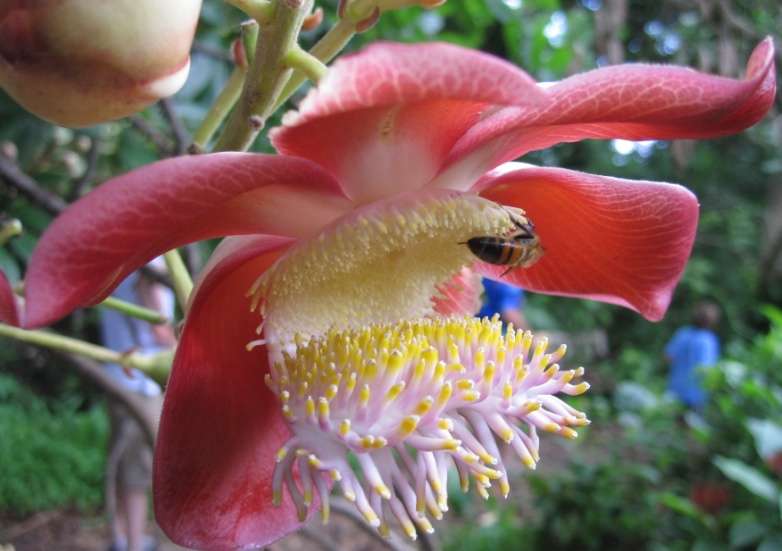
[475,165,699,321]
[271,42,542,203]
[439,38,776,187]
[24,153,349,328]
[0,270,19,326]
[155,237,300,550]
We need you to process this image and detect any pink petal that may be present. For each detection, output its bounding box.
[155,237,301,550]
[0,270,19,326]
[474,165,699,321]
[271,42,543,203]
[432,267,482,316]
[24,153,350,328]
[438,38,776,188]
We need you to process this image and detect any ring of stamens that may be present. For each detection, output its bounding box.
[263,316,589,539]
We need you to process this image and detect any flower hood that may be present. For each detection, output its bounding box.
[20,40,776,550]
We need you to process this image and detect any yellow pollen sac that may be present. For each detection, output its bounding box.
[415,396,434,415]
[437,417,454,431]
[456,378,474,390]
[479,451,497,465]
[325,384,338,400]
[275,447,288,462]
[559,427,579,440]
[386,381,406,402]
[399,415,420,437]
[572,382,591,395]
[359,384,371,406]
[339,419,351,437]
[461,390,481,402]
[318,397,330,417]
[543,422,561,433]
[482,362,496,385]
[308,454,324,469]
[442,438,460,451]
[500,479,511,498]
[437,382,453,406]
[544,364,559,379]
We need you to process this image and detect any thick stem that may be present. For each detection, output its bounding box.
[214,0,314,152]
[273,18,355,111]
[163,249,194,307]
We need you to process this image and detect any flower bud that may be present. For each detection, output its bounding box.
[0,0,202,127]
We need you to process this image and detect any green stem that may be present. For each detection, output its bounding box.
[283,45,329,84]
[241,19,260,66]
[273,18,355,111]
[13,282,169,325]
[214,0,314,152]
[163,250,193,307]
[224,0,274,22]
[191,67,247,152]
[0,218,22,246]
[0,323,173,382]
[99,297,169,325]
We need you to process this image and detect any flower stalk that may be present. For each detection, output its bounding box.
[283,46,329,84]
[100,296,170,325]
[163,250,194,307]
[0,323,173,383]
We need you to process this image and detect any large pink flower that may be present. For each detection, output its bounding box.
[22,40,775,549]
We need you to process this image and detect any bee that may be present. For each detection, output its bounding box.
[463,207,544,276]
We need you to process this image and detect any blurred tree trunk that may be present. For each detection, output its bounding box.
[594,0,627,65]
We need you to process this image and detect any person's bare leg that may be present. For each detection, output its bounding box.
[113,482,129,548]
[125,488,148,551]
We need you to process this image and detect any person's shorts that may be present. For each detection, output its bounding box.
[107,397,162,491]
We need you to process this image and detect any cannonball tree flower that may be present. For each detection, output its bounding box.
[22,40,775,549]
[0,0,202,127]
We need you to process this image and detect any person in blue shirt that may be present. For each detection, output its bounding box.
[101,265,175,551]
[664,301,721,409]
[477,277,529,330]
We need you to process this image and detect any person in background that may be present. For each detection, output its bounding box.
[664,301,721,410]
[477,277,529,330]
[100,263,175,551]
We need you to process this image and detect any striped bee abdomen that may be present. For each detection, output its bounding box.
[466,237,513,265]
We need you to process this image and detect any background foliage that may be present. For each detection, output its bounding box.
[1,0,781,548]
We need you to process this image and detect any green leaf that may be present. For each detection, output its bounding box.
[729,518,768,548]
[747,418,782,460]
[714,456,780,504]
[657,491,702,519]
[0,248,20,282]
[758,534,782,551]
